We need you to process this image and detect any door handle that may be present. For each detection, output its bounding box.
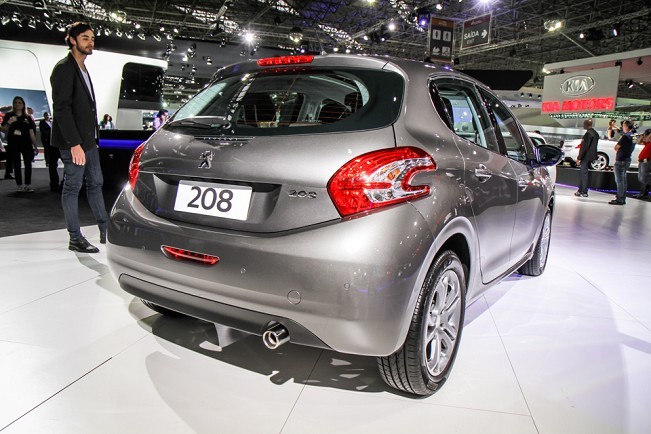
[474,164,492,182]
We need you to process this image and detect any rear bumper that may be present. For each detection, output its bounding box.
[107,187,434,356]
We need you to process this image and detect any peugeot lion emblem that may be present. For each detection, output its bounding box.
[198,150,214,169]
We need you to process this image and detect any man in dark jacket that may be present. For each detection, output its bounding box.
[609,120,636,205]
[39,112,61,191]
[575,119,599,197]
[50,22,108,253]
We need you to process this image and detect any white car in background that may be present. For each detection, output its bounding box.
[564,137,644,170]
[527,131,558,184]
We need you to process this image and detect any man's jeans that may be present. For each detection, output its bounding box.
[577,159,591,194]
[613,158,631,202]
[59,147,108,241]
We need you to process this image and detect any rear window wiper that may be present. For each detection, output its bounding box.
[166,116,231,129]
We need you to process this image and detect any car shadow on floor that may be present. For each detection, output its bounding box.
[141,309,417,397]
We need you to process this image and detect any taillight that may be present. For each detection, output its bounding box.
[575,144,581,149]
[328,147,436,217]
[128,143,145,189]
[161,246,220,265]
[257,55,314,66]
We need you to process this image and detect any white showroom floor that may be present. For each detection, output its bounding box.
[1,185,650,434]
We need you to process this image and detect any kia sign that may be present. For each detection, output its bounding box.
[560,75,595,96]
[541,66,620,114]
[461,14,491,50]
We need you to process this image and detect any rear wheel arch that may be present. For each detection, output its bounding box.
[438,233,471,285]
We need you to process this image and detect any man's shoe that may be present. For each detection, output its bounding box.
[4,174,14,180]
[16,185,25,192]
[69,237,100,253]
[100,230,107,244]
[608,199,625,205]
[574,191,588,197]
[24,185,34,193]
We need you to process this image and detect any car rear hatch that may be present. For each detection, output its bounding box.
[131,56,405,233]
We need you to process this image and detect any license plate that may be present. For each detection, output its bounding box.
[174,180,252,221]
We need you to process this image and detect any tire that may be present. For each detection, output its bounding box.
[590,152,608,171]
[140,299,182,316]
[518,208,552,276]
[377,250,466,396]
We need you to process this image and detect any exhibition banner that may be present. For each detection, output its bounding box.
[541,66,620,114]
[429,17,455,62]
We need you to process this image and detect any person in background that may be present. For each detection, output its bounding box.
[99,113,114,130]
[634,128,651,199]
[153,109,168,130]
[574,119,599,198]
[50,21,108,253]
[609,120,635,205]
[40,112,62,192]
[0,96,38,192]
[606,119,619,140]
[39,112,52,166]
[1,131,13,179]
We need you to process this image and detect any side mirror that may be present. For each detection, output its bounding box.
[535,144,564,166]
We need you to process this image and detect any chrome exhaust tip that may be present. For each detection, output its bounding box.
[262,323,290,349]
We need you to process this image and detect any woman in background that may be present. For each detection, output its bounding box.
[99,113,114,130]
[0,96,38,192]
[634,129,651,199]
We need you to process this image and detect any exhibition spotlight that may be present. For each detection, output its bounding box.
[637,58,643,66]
[33,0,46,9]
[543,19,563,32]
[289,27,303,43]
[625,79,634,89]
[435,3,443,10]
[28,17,36,29]
[244,32,255,43]
[579,31,586,39]
[109,10,127,23]
[1,16,9,26]
[387,22,396,31]
[44,20,54,30]
[612,21,621,37]
[137,32,146,40]
[134,22,141,29]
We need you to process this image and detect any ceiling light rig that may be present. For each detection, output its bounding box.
[543,19,563,32]
[289,27,303,43]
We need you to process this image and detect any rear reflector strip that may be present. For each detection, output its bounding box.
[257,55,314,66]
[161,246,220,265]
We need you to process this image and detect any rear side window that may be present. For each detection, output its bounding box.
[430,78,498,154]
[170,68,404,136]
[479,89,530,163]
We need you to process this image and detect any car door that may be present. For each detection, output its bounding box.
[431,78,518,283]
[479,88,546,267]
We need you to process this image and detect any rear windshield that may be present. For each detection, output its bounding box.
[168,67,404,136]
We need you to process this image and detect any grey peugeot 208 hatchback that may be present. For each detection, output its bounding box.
[106,54,562,396]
